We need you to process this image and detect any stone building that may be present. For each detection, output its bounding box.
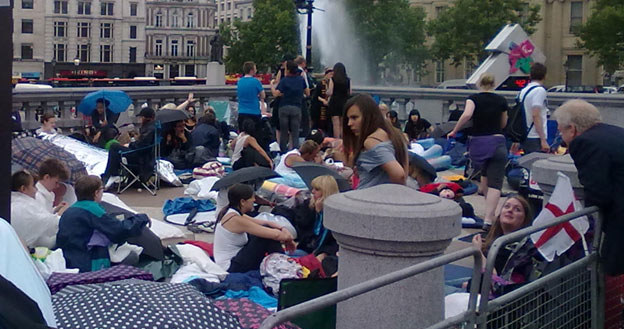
[13,0,46,80]
[410,0,602,88]
[144,0,217,79]
[215,0,253,26]
[37,0,147,79]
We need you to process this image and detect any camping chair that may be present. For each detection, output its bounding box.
[117,121,162,195]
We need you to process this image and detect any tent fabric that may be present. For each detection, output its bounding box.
[0,219,57,328]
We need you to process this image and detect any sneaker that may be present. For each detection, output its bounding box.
[105,176,120,189]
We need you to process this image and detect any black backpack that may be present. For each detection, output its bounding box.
[505,85,543,142]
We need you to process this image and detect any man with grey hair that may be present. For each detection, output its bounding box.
[554,99,624,275]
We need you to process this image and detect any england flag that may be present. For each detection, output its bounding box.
[530,172,589,262]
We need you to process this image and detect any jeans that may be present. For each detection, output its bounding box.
[279,105,301,153]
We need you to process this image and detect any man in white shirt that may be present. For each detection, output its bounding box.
[518,63,549,153]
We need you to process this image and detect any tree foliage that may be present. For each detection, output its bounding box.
[427,0,541,66]
[221,0,299,73]
[578,0,624,74]
[345,0,429,83]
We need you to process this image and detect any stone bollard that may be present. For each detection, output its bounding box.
[323,184,461,329]
[531,154,584,205]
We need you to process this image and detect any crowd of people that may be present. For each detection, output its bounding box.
[4,57,624,328]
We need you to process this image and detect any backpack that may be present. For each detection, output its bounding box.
[505,85,543,142]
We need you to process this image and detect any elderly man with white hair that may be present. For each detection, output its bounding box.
[554,99,624,275]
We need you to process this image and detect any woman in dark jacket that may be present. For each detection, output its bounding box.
[162,120,193,169]
[404,109,433,141]
[56,176,149,272]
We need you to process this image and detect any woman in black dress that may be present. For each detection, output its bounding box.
[324,62,350,138]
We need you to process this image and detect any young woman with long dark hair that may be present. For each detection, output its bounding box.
[326,62,351,138]
[213,184,295,272]
[343,94,408,189]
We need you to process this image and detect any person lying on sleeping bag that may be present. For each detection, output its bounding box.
[56,175,149,272]
[421,182,476,219]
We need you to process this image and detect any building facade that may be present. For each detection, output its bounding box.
[13,0,46,80]
[144,0,217,79]
[410,0,602,88]
[38,0,147,79]
[215,0,253,26]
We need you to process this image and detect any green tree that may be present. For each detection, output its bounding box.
[345,0,429,83]
[221,0,299,73]
[427,0,541,66]
[578,0,624,74]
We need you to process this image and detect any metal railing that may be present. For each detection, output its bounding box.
[260,206,605,329]
[259,247,484,329]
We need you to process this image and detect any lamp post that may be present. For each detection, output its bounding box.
[294,0,315,66]
[563,58,570,92]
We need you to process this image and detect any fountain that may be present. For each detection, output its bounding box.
[298,0,369,83]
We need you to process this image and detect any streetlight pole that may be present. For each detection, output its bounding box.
[563,58,569,92]
[295,0,315,66]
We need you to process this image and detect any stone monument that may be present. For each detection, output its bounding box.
[323,184,462,329]
[206,31,225,86]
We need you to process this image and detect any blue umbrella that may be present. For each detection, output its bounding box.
[78,90,132,115]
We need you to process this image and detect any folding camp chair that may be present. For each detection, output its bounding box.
[117,121,162,195]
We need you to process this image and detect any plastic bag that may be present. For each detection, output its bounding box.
[260,253,302,296]
[254,212,297,239]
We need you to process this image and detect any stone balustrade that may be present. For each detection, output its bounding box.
[13,85,624,130]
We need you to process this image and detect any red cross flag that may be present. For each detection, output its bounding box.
[529,172,589,262]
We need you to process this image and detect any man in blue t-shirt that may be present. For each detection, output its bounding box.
[237,61,266,132]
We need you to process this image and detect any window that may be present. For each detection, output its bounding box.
[185,64,195,77]
[21,44,33,60]
[435,6,447,18]
[21,20,33,34]
[227,2,231,10]
[226,17,230,24]
[78,44,90,62]
[220,3,224,11]
[155,39,163,56]
[239,9,243,18]
[435,61,445,83]
[567,55,583,87]
[54,1,68,14]
[570,2,583,33]
[172,12,179,27]
[78,1,91,15]
[130,3,137,16]
[155,12,163,27]
[129,47,137,63]
[171,40,179,56]
[101,2,114,16]
[77,22,91,38]
[130,25,137,39]
[247,8,252,19]
[186,40,195,57]
[100,45,112,62]
[170,64,179,78]
[54,21,66,37]
[54,43,66,62]
[187,12,194,27]
[22,0,33,9]
[100,23,112,39]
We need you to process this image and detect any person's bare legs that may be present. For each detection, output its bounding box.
[479,176,488,196]
[332,116,342,139]
[484,187,501,225]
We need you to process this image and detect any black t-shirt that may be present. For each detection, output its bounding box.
[404,118,432,140]
[468,92,509,136]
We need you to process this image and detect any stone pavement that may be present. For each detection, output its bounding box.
[117,168,515,268]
